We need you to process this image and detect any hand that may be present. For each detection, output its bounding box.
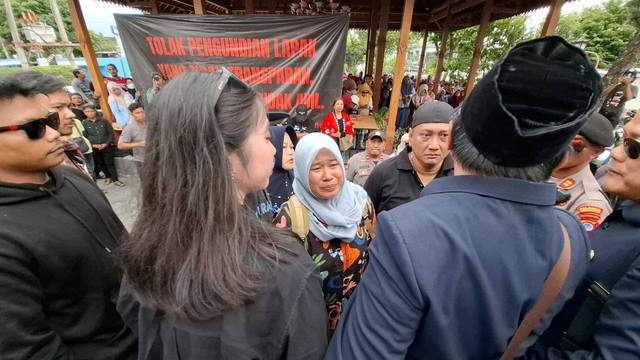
[92,144,100,149]
[332,132,341,138]
[348,134,353,146]
[93,90,102,98]
[138,141,147,148]
[100,144,107,150]
[135,91,141,98]
[620,77,633,85]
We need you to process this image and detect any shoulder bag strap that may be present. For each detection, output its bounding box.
[286,195,310,241]
[501,223,572,360]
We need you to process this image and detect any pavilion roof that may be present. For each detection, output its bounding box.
[101,0,577,32]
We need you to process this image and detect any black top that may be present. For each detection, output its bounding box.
[117,241,328,360]
[288,117,317,134]
[0,166,137,360]
[364,148,454,213]
[82,117,114,146]
[71,108,87,120]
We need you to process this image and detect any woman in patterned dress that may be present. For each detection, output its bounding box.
[273,133,376,336]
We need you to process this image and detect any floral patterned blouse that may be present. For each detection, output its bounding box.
[273,200,375,336]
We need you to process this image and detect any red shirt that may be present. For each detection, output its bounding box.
[105,76,127,85]
[321,111,354,137]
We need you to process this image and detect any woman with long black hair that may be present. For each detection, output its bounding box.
[117,70,327,360]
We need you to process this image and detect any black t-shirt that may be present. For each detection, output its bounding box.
[288,117,317,134]
[601,83,639,119]
[363,148,454,213]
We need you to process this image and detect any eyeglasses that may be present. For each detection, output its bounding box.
[210,67,249,109]
[571,139,586,153]
[623,136,640,159]
[0,112,59,140]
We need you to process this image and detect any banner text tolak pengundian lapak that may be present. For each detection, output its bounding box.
[115,14,349,122]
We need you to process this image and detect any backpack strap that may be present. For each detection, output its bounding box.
[285,195,310,241]
[501,223,572,360]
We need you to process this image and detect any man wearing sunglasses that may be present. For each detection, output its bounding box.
[0,72,137,360]
[522,111,640,360]
[551,113,614,232]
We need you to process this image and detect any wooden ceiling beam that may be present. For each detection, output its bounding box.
[430,0,484,22]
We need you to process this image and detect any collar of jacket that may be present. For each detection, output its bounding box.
[421,175,557,206]
[396,147,454,173]
[621,201,640,226]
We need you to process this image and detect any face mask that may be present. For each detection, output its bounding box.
[127,84,135,89]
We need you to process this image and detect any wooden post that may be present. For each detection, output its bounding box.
[540,0,565,37]
[50,0,77,69]
[466,0,492,95]
[67,0,114,122]
[3,0,29,68]
[150,0,159,14]
[415,24,429,88]
[245,0,254,14]
[385,0,415,154]
[432,5,452,98]
[365,0,379,75]
[372,0,391,113]
[194,0,206,14]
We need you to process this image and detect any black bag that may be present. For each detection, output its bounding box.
[70,123,90,153]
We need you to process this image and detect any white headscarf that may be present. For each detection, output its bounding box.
[292,133,369,242]
[107,81,134,108]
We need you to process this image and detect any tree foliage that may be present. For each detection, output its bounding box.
[89,30,117,53]
[555,0,636,64]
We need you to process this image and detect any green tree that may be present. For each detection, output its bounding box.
[89,30,117,53]
[600,0,640,90]
[0,0,76,54]
[555,0,635,64]
[344,29,367,74]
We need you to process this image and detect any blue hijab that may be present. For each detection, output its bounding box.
[292,133,369,242]
[267,125,298,213]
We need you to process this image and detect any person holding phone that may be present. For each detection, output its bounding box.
[600,68,638,129]
[144,72,165,106]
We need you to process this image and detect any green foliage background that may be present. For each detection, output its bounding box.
[0,64,74,83]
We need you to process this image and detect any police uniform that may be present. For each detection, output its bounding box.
[345,151,388,187]
[551,166,613,232]
[327,36,602,359]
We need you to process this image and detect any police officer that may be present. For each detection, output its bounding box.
[363,101,454,213]
[326,36,601,359]
[551,113,614,232]
[523,111,640,360]
[345,130,388,187]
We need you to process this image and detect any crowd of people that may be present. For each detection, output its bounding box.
[0,35,639,360]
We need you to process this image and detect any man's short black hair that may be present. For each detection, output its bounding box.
[72,68,83,78]
[128,101,143,112]
[0,71,65,100]
[82,104,96,110]
[365,74,372,79]
[107,64,117,70]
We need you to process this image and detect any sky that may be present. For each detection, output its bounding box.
[81,0,606,36]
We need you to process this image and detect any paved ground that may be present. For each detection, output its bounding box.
[98,175,141,231]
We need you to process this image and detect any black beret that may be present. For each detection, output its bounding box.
[412,101,454,127]
[460,36,602,167]
[579,113,614,147]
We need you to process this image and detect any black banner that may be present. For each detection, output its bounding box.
[114,14,349,123]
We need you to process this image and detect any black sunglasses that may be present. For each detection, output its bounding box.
[210,67,249,108]
[624,136,640,159]
[0,112,59,140]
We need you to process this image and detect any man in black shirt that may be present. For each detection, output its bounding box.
[288,104,317,139]
[364,102,454,213]
[600,68,638,128]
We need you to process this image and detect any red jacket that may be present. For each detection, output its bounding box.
[321,111,354,137]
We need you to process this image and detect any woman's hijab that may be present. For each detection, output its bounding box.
[292,133,369,242]
[356,84,372,107]
[107,81,134,108]
[267,125,298,212]
[412,84,433,106]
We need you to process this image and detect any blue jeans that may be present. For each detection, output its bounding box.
[397,108,410,130]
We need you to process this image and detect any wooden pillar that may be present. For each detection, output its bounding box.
[540,0,565,37]
[415,24,429,88]
[67,0,114,122]
[50,0,77,69]
[385,0,415,154]
[194,0,206,14]
[432,5,452,98]
[245,0,254,14]
[365,0,379,75]
[466,0,492,95]
[372,0,391,113]
[3,0,29,68]
[150,0,159,14]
